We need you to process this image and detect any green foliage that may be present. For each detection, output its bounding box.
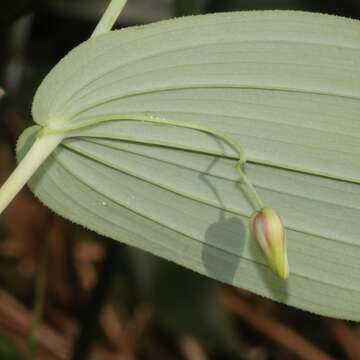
[149,259,241,354]
[0,336,25,360]
[7,10,360,320]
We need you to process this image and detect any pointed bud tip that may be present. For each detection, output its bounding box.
[274,260,289,280]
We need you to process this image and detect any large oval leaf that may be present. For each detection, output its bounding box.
[18,11,360,320]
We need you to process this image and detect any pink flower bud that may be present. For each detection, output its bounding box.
[250,207,289,279]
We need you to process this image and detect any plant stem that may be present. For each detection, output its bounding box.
[91,0,128,38]
[28,227,50,359]
[0,133,63,216]
[44,113,266,211]
[236,163,264,211]
[44,113,247,166]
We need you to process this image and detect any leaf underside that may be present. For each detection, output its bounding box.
[18,11,360,320]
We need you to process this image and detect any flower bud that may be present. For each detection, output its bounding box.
[250,207,289,279]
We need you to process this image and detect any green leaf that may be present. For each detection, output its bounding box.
[18,11,360,320]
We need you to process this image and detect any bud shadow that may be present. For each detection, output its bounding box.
[198,151,246,283]
[202,215,246,283]
[249,237,289,303]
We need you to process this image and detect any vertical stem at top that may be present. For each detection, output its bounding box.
[91,0,128,38]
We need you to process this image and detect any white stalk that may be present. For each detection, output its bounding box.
[45,112,265,211]
[0,134,63,215]
[0,0,127,216]
[91,0,128,38]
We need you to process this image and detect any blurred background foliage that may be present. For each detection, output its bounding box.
[0,1,360,359]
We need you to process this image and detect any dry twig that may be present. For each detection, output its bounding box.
[221,289,336,360]
[178,336,208,360]
[326,319,360,360]
[0,289,71,359]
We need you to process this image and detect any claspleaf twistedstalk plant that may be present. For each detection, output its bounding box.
[0,0,287,279]
[0,0,360,320]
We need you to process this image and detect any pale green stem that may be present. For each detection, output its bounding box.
[91,0,128,38]
[44,113,265,210]
[236,163,264,211]
[44,113,247,165]
[0,134,63,216]
[0,0,127,216]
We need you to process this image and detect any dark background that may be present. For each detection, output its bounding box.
[0,1,359,359]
